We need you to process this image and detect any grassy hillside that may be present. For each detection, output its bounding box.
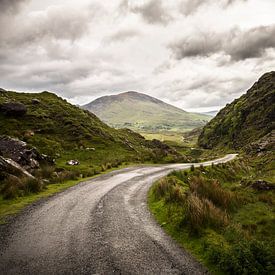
[198,72,275,149]
[0,90,182,173]
[149,156,275,274]
[82,91,211,133]
[148,72,275,274]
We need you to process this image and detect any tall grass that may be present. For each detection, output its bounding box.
[185,193,228,233]
[189,176,236,210]
[152,173,235,234]
[0,175,44,199]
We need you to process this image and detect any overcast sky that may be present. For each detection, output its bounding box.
[0,0,274,112]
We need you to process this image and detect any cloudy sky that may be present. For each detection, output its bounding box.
[0,0,274,112]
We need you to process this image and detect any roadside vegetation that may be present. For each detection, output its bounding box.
[148,156,275,274]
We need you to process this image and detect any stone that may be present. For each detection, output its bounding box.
[251,180,275,191]
[66,160,80,166]
[32,98,41,104]
[0,102,27,117]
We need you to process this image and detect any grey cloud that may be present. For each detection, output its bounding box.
[170,33,221,59]
[180,0,248,15]
[0,0,29,14]
[0,3,106,53]
[169,25,275,61]
[120,0,172,25]
[105,29,140,43]
[227,26,275,60]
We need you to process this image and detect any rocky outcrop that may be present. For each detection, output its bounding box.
[247,130,275,154]
[0,156,34,179]
[0,102,27,117]
[0,136,52,171]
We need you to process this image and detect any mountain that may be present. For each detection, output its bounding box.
[82,91,211,132]
[198,72,275,150]
[0,89,182,172]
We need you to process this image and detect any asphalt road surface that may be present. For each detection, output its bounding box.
[0,154,237,275]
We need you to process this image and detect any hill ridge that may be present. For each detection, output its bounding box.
[198,71,275,150]
[82,91,210,132]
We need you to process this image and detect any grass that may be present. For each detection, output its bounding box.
[0,178,82,224]
[140,131,187,144]
[0,89,181,168]
[148,157,275,274]
[0,162,139,224]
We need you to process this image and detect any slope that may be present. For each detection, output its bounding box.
[198,71,275,150]
[0,90,181,172]
[82,91,210,132]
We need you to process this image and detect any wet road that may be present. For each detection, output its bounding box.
[0,154,237,274]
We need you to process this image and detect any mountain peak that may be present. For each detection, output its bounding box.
[82,91,210,132]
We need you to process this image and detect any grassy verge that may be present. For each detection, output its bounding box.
[148,157,275,274]
[0,162,138,224]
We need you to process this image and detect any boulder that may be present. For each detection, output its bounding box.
[0,156,34,179]
[0,135,53,170]
[66,160,80,166]
[32,98,41,105]
[251,180,275,191]
[0,102,27,117]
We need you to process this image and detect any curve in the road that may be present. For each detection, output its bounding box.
[0,154,237,274]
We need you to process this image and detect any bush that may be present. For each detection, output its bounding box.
[207,239,274,274]
[36,165,55,179]
[1,175,24,199]
[53,170,79,183]
[1,175,44,199]
[24,178,43,193]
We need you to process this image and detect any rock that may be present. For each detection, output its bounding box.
[0,156,34,179]
[251,180,275,191]
[0,135,54,171]
[85,147,95,151]
[32,98,40,105]
[5,158,35,179]
[151,139,170,150]
[0,102,27,117]
[24,130,35,138]
[247,130,275,154]
[66,160,80,166]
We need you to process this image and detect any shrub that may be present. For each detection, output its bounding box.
[54,170,79,183]
[258,193,273,205]
[207,239,274,274]
[1,175,24,199]
[154,178,174,199]
[24,178,43,193]
[38,165,55,179]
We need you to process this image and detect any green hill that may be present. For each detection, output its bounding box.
[198,72,275,150]
[0,90,182,172]
[82,91,211,133]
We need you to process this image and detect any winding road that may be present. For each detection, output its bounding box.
[0,154,237,275]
